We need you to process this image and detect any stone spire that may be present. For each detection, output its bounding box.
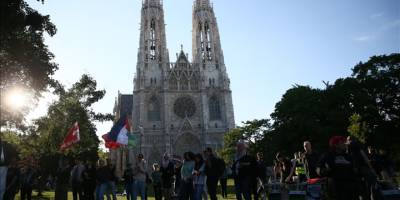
[143,0,162,7]
[135,0,169,90]
[137,0,168,64]
[192,0,224,65]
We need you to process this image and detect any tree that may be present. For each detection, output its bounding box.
[219,119,271,164]
[0,0,58,127]
[347,114,368,143]
[29,74,113,175]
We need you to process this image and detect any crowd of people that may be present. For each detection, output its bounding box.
[0,134,399,200]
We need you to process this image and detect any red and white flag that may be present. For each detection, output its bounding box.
[60,122,80,151]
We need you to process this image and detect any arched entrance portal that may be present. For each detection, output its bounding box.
[174,133,201,157]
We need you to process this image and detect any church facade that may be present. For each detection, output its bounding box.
[111,0,234,176]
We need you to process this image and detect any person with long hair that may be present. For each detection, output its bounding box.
[193,154,206,200]
[179,152,195,200]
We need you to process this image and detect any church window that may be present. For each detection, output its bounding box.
[215,123,218,128]
[150,19,156,60]
[170,124,174,129]
[209,78,212,86]
[153,124,156,130]
[180,76,189,90]
[148,96,161,121]
[205,22,212,61]
[169,77,178,90]
[199,22,205,62]
[209,96,221,120]
[190,77,199,90]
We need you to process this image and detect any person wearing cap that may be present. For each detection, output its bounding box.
[318,135,358,200]
[231,141,257,200]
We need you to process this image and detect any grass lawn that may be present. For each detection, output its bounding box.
[15,179,237,200]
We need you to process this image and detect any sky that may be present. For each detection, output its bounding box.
[26,0,400,140]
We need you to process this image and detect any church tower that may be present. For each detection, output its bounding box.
[134,0,169,91]
[192,0,235,129]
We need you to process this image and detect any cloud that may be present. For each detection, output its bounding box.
[370,12,384,20]
[353,19,399,42]
[381,19,400,31]
[354,35,372,42]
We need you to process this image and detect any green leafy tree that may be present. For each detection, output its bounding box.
[0,0,58,127]
[31,74,113,175]
[219,119,271,164]
[347,114,368,143]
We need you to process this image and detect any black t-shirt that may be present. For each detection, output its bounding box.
[279,158,292,181]
[348,141,367,169]
[161,161,174,188]
[256,160,267,181]
[322,152,356,182]
[304,152,319,179]
[123,168,134,184]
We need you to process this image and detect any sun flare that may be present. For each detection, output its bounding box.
[6,88,27,109]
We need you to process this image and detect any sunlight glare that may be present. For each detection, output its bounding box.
[6,88,27,110]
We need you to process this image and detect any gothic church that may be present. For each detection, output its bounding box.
[111,0,235,176]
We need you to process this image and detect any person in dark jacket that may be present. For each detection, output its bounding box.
[4,157,19,200]
[71,159,85,200]
[318,136,358,200]
[0,136,18,199]
[124,163,134,200]
[232,141,257,200]
[55,158,71,200]
[204,147,222,200]
[20,159,36,200]
[83,161,97,200]
[160,153,174,200]
[303,141,320,180]
[96,159,115,200]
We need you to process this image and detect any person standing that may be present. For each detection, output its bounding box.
[133,154,147,200]
[254,152,267,200]
[19,159,35,200]
[0,135,17,200]
[193,154,206,200]
[232,141,257,200]
[151,163,162,200]
[204,148,223,200]
[303,141,319,180]
[123,163,134,200]
[71,159,85,200]
[179,152,195,200]
[318,136,358,200]
[160,153,174,200]
[55,158,71,200]
[95,160,112,200]
[219,167,229,199]
[82,161,96,200]
[4,158,19,200]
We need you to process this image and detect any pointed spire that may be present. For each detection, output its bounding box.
[143,0,162,8]
[194,0,212,10]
